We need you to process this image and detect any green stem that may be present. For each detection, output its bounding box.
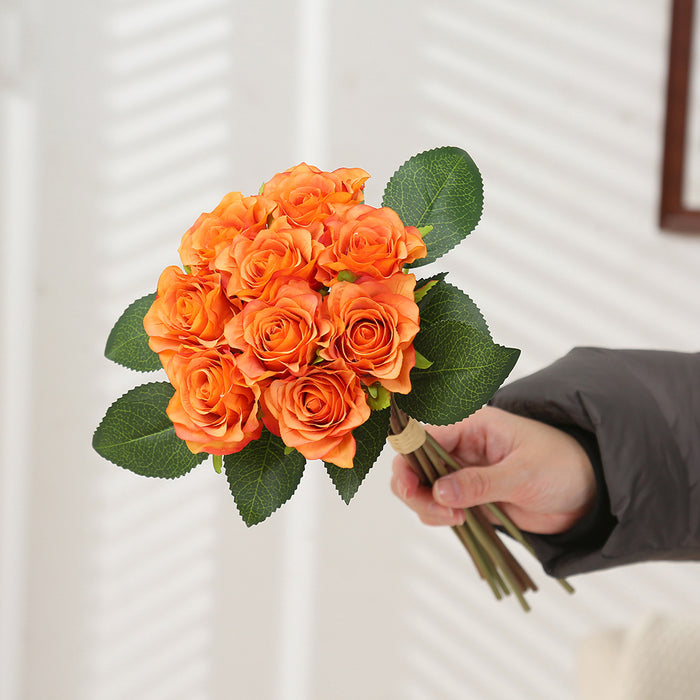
[410,442,502,599]
[463,508,530,612]
[453,522,504,600]
[485,504,574,594]
[212,454,223,474]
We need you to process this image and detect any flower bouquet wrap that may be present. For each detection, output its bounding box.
[93,146,570,610]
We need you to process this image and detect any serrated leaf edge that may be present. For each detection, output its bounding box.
[105,291,162,373]
[224,433,306,526]
[323,408,390,504]
[323,460,375,505]
[382,145,485,268]
[417,278,492,338]
[92,381,206,479]
[397,320,520,423]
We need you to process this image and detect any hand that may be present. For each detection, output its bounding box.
[390,406,597,535]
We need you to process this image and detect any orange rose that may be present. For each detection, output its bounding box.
[262,163,369,226]
[143,266,237,367]
[179,192,278,273]
[215,216,323,301]
[320,274,420,393]
[262,359,370,469]
[316,203,427,284]
[166,347,262,455]
[225,280,332,381]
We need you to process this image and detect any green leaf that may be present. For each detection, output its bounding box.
[337,270,359,283]
[414,272,447,303]
[92,382,206,478]
[105,292,162,372]
[418,279,491,338]
[414,351,433,369]
[366,383,391,411]
[224,429,306,526]
[325,407,390,504]
[396,321,519,424]
[382,146,483,267]
[414,278,440,304]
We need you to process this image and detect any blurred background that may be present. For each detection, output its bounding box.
[2,0,700,698]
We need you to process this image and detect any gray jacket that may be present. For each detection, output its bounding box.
[490,348,700,577]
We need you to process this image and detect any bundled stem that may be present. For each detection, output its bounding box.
[388,397,573,611]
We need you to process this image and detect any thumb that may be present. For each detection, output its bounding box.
[433,464,516,509]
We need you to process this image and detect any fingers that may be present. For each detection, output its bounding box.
[421,406,508,467]
[391,457,465,526]
[422,416,487,465]
[433,463,520,510]
[390,458,421,500]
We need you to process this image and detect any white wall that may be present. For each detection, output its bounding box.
[2,1,700,699]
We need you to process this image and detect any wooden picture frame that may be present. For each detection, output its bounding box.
[660,0,700,232]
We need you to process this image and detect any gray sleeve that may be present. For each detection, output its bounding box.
[490,347,700,577]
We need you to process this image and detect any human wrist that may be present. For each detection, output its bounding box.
[537,424,616,548]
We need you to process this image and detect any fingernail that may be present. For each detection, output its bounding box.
[427,502,462,525]
[450,508,465,526]
[401,471,418,499]
[435,477,460,505]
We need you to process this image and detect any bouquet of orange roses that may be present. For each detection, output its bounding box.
[94,147,565,610]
